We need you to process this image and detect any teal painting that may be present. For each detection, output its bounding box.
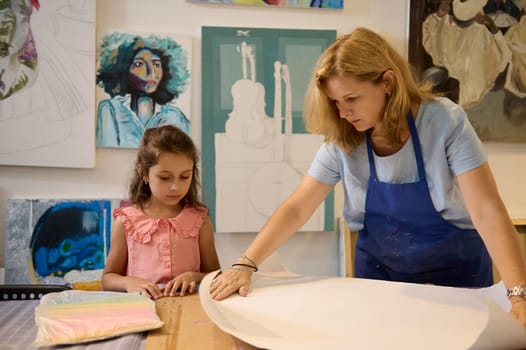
[202,26,336,233]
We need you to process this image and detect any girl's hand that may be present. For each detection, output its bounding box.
[510,298,526,329]
[125,276,163,299]
[209,268,252,301]
[163,272,199,297]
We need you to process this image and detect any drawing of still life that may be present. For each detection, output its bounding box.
[95,31,192,148]
[0,0,96,167]
[202,27,336,233]
[189,0,343,9]
[5,199,125,288]
[409,0,526,142]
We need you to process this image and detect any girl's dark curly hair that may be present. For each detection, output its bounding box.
[129,125,204,209]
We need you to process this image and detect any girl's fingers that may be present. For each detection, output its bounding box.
[188,281,196,294]
[146,284,162,299]
[179,281,189,296]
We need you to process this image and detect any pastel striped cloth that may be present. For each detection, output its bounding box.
[33,290,162,347]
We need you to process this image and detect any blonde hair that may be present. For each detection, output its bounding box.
[304,27,436,153]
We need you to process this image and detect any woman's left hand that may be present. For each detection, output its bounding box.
[163,272,199,296]
[510,298,526,329]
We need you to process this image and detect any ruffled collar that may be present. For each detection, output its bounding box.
[117,205,206,243]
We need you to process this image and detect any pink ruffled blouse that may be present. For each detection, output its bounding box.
[114,205,207,285]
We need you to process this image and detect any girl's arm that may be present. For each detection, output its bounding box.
[101,218,162,298]
[101,218,129,291]
[457,162,526,327]
[198,215,221,273]
[210,174,334,300]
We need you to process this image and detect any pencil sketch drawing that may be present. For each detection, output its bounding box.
[213,37,325,232]
[0,0,96,167]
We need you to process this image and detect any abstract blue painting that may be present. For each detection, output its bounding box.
[5,199,124,287]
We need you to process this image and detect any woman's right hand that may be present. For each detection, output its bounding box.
[209,268,253,300]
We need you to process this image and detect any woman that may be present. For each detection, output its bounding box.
[96,32,190,148]
[210,27,526,328]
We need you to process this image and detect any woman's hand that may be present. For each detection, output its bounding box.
[125,276,163,299]
[510,298,526,329]
[163,272,200,297]
[209,268,253,301]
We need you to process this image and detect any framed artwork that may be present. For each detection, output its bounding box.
[95,31,192,149]
[189,0,343,9]
[0,0,96,168]
[202,26,336,233]
[5,198,125,287]
[408,0,526,142]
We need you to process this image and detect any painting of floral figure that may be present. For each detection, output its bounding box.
[96,32,192,148]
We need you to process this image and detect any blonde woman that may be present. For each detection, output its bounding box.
[210,27,526,328]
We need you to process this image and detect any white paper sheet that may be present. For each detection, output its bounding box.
[199,270,526,350]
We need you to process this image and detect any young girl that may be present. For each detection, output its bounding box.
[102,125,220,299]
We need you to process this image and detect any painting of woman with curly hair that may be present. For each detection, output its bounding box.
[96,32,191,148]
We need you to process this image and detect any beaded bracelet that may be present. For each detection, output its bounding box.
[231,263,258,272]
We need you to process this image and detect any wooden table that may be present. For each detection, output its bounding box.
[145,293,261,350]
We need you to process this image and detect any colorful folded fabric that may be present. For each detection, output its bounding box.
[33,290,163,347]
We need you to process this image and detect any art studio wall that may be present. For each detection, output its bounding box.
[1,0,525,274]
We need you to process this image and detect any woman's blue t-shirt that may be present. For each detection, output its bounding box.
[308,97,487,231]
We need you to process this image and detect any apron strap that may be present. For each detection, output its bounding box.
[365,130,376,181]
[366,111,427,182]
[406,111,427,182]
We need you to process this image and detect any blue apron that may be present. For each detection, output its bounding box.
[354,112,493,287]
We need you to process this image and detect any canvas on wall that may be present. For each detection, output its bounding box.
[188,0,343,9]
[0,0,96,168]
[408,0,526,142]
[201,26,336,233]
[95,31,193,149]
[5,198,126,288]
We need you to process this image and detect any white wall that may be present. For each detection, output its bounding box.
[1,0,525,270]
